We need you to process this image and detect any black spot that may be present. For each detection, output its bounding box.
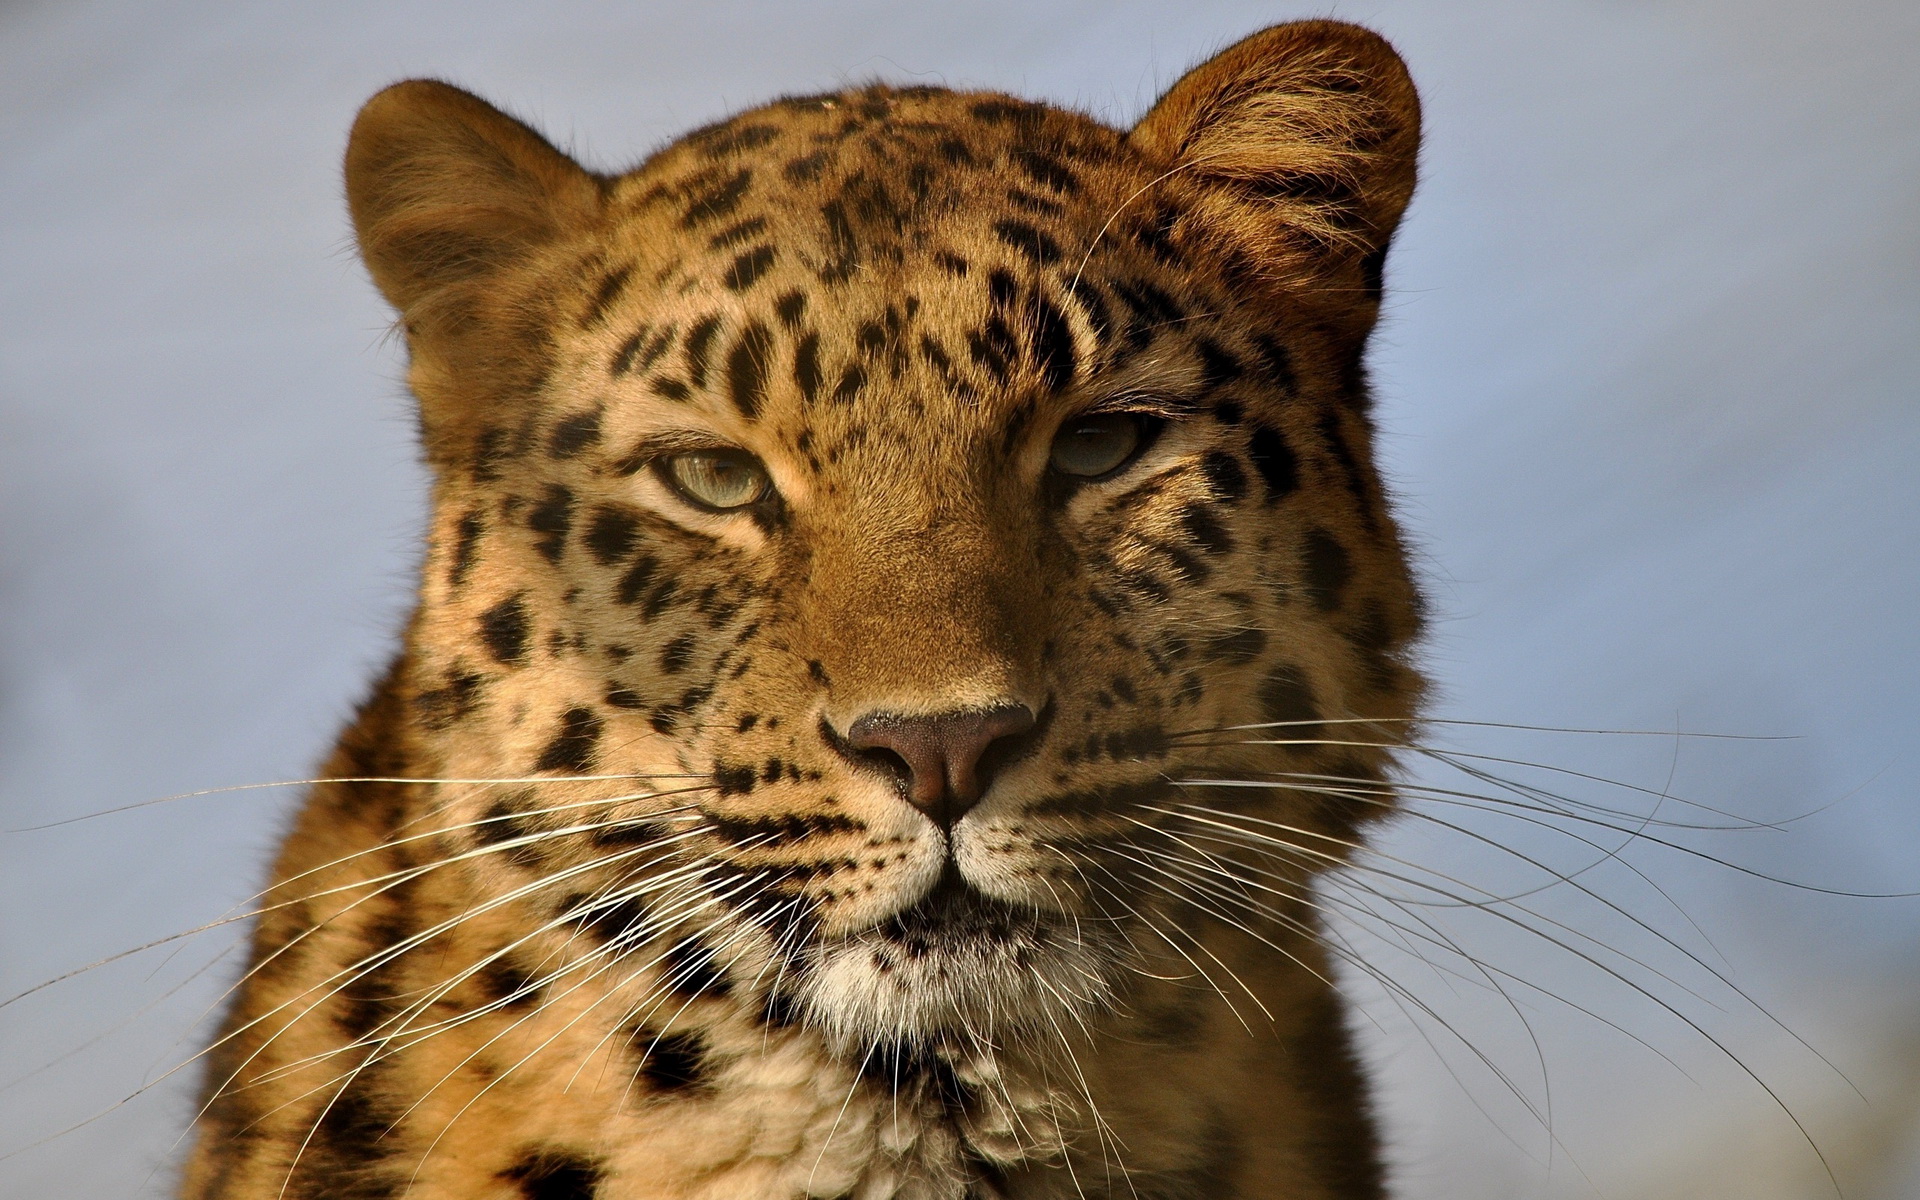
[1195,338,1243,389]
[933,249,969,275]
[471,425,509,482]
[706,810,861,846]
[476,957,540,1010]
[684,316,722,388]
[651,377,691,402]
[969,98,1032,124]
[584,505,640,566]
[1249,333,1297,391]
[1108,278,1184,339]
[1029,294,1076,391]
[535,708,602,774]
[708,216,768,250]
[1214,399,1244,426]
[991,219,1061,265]
[713,762,756,795]
[414,670,484,730]
[528,485,574,563]
[1066,282,1111,347]
[572,892,649,945]
[819,199,859,283]
[1249,425,1299,502]
[500,1148,602,1200]
[302,1078,404,1199]
[1317,407,1373,514]
[1013,147,1079,195]
[986,268,1018,308]
[615,324,676,377]
[658,937,733,1001]
[1258,665,1319,726]
[478,595,530,666]
[793,332,822,403]
[579,264,632,328]
[695,122,780,158]
[761,990,805,1028]
[681,168,752,227]
[774,290,808,327]
[448,510,484,587]
[659,634,696,675]
[641,578,680,621]
[1179,503,1234,555]
[832,363,866,404]
[785,148,832,182]
[807,659,830,687]
[726,321,774,417]
[722,245,777,291]
[610,324,651,375]
[635,1030,709,1091]
[1007,186,1062,215]
[1302,529,1351,611]
[615,556,659,606]
[547,409,602,458]
[592,813,661,847]
[1130,201,1185,265]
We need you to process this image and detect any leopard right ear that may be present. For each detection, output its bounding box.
[346,79,603,345]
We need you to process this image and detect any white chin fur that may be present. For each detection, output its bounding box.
[793,920,1113,1049]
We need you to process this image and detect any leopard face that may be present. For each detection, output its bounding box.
[353,23,1422,1066]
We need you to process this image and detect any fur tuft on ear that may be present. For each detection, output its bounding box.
[1129,21,1420,297]
[346,79,603,342]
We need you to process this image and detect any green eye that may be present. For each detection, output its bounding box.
[1049,412,1154,478]
[658,450,771,511]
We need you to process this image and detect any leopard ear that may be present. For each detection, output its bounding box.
[1128,21,1420,296]
[346,79,603,342]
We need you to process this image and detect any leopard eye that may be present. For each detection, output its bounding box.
[1049,412,1155,479]
[657,449,771,511]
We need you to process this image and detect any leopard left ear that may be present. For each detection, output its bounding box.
[1128,20,1420,299]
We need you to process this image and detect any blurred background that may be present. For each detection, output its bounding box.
[2,1,1915,1196]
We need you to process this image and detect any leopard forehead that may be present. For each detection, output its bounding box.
[546,87,1267,465]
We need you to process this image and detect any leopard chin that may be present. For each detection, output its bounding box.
[791,870,1116,1050]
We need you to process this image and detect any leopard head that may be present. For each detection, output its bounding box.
[346,20,1424,1058]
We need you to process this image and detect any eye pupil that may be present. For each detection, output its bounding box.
[1050,413,1145,478]
[661,451,769,511]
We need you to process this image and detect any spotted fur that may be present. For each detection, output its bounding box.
[181,21,1425,1200]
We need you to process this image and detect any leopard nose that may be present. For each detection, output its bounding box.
[846,703,1037,830]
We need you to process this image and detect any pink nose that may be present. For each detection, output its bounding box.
[846,704,1037,829]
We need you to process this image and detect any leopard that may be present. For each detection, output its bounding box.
[178,20,1426,1200]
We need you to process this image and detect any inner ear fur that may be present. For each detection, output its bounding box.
[346,80,603,458]
[1129,21,1420,297]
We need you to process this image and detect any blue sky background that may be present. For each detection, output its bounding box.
[2,2,1916,1196]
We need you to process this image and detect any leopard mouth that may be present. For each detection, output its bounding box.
[788,861,1113,1048]
[875,861,1044,951]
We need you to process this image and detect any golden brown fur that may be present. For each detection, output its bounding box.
[181,21,1426,1199]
